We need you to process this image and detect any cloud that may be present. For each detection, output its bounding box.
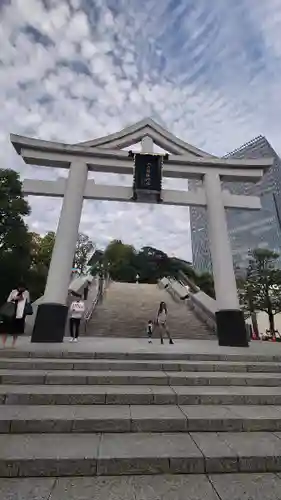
[1,0,281,260]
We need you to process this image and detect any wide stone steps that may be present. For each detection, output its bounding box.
[1,369,281,386]
[2,344,281,481]
[2,431,281,477]
[0,357,280,372]
[2,384,281,405]
[4,347,281,362]
[88,282,213,339]
[1,405,281,433]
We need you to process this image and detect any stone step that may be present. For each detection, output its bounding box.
[87,330,212,339]
[1,385,281,406]
[87,282,213,340]
[3,348,281,362]
[1,369,281,386]
[0,357,280,373]
[1,404,281,434]
[0,384,175,405]
[2,473,281,500]
[1,431,281,476]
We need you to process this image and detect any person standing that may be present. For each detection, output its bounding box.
[69,296,85,342]
[1,284,30,348]
[156,301,174,345]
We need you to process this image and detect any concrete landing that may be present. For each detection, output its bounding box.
[5,336,281,359]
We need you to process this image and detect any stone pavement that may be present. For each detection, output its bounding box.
[2,337,281,498]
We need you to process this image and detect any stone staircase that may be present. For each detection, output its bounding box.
[88,282,213,339]
[1,342,281,494]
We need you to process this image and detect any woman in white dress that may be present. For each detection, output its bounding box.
[2,284,30,348]
[156,301,174,345]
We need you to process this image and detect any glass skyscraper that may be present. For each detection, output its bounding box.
[190,136,281,274]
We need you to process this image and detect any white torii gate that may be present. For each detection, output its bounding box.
[10,118,273,346]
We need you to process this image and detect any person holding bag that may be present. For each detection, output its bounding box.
[0,283,32,348]
[69,295,85,342]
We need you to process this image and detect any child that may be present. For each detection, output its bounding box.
[147,320,153,343]
[69,296,85,342]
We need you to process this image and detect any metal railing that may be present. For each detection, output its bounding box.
[84,275,110,332]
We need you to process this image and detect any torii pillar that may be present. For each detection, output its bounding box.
[142,135,247,346]
[204,173,246,346]
[32,161,88,342]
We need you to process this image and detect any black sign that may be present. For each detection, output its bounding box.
[134,154,162,192]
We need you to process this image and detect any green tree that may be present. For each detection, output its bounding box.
[25,231,94,299]
[73,233,95,274]
[0,169,32,304]
[135,246,167,283]
[104,240,137,282]
[88,238,216,295]
[104,240,135,264]
[37,232,55,268]
[195,272,215,298]
[236,265,259,337]
[27,232,56,300]
[239,249,281,334]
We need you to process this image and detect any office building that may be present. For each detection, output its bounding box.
[190,136,281,273]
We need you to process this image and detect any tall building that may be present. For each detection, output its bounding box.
[190,136,281,274]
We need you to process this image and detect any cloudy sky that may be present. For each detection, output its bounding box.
[1,0,281,260]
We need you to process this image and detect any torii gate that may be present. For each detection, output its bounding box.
[10,118,273,347]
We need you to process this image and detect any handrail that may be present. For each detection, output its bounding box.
[84,293,100,323]
[177,270,200,293]
[159,276,217,333]
[84,275,110,332]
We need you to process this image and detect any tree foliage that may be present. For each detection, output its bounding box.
[239,248,281,333]
[0,169,32,305]
[73,233,95,274]
[27,232,56,300]
[103,239,137,282]
[89,239,215,297]
[28,231,94,299]
[0,169,30,251]
[0,168,96,303]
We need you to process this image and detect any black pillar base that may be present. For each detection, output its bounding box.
[31,303,68,343]
[216,309,249,347]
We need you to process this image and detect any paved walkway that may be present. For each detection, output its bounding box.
[5,336,281,359]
